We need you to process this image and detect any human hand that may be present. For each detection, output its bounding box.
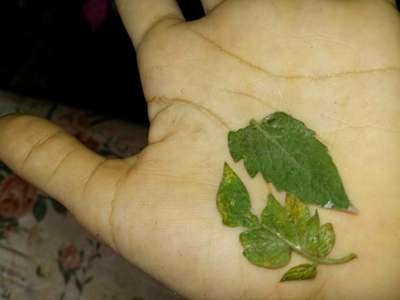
[1,0,400,298]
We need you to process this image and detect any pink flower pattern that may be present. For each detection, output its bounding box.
[0,99,158,299]
[0,175,37,218]
[82,0,109,31]
[59,245,82,272]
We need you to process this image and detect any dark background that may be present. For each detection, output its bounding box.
[0,0,204,125]
[0,0,399,125]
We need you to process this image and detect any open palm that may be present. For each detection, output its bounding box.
[1,0,400,299]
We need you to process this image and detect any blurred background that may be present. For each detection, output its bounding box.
[0,0,205,125]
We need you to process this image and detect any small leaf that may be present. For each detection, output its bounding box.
[280,264,317,281]
[216,163,259,228]
[228,112,354,211]
[240,228,291,268]
[33,197,47,222]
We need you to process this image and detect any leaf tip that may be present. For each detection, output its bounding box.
[222,162,233,174]
[348,253,358,260]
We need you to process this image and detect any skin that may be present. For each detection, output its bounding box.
[0,0,400,298]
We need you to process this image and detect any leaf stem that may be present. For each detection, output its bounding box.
[261,225,357,265]
[296,251,357,265]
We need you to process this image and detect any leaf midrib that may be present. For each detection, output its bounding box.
[251,120,309,177]
[259,224,356,265]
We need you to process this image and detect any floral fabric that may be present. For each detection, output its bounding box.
[0,91,181,300]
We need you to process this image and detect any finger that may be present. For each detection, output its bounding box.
[200,0,226,13]
[116,0,184,48]
[0,115,129,249]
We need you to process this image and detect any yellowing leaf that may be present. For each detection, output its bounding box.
[240,228,291,268]
[261,194,355,265]
[280,264,317,282]
[217,163,259,228]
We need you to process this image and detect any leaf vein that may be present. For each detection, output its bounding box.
[189,29,400,81]
[149,96,231,130]
[251,121,309,176]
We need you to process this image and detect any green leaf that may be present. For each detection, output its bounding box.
[261,194,355,264]
[280,264,317,281]
[216,163,259,228]
[33,197,47,222]
[228,112,354,211]
[240,227,291,268]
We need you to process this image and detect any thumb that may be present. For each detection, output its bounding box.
[0,114,130,249]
